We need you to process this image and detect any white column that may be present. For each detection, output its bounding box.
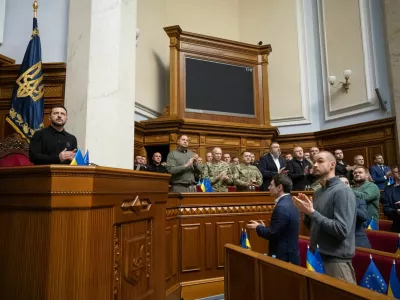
[64,0,137,169]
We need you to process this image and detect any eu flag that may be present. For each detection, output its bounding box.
[6,13,44,141]
[388,261,400,298]
[360,255,387,294]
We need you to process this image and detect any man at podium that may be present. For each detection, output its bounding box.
[29,105,77,165]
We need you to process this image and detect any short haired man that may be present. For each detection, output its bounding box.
[223,153,231,163]
[310,147,320,159]
[232,157,239,165]
[293,151,357,283]
[352,166,380,226]
[370,154,392,190]
[148,152,168,173]
[284,153,293,162]
[287,146,313,191]
[258,142,287,191]
[206,152,213,163]
[233,151,263,191]
[334,149,350,177]
[29,105,77,165]
[247,174,299,265]
[383,166,400,232]
[203,147,233,192]
[166,135,202,192]
[304,152,311,160]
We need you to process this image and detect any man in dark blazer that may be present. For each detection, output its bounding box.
[370,154,392,190]
[383,166,400,232]
[288,146,313,190]
[247,174,300,265]
[258,142,287,191]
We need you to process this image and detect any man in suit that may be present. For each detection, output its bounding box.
[247,174,300,265]
[383,166,400,232]
[258,142,287,191]
[370,154,392,190]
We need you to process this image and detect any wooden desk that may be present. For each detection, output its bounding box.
[0,166,170,300]
[166,192,276,299]
[225,244,391,300]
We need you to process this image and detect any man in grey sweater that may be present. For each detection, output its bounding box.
[293,151,357,284]
[166,134,202,192]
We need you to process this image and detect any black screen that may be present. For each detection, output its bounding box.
[185,58,255,116]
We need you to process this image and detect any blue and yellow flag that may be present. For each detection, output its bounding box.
[6,6,44,141]
[240,228,251,249]
[388,261,400,298]
[306,245,325,274]
[70,149,85,166]
[360,255,387,294]
[201,178,213,192]
[367,217,379,230]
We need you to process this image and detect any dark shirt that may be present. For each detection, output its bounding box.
[383,184,400,232]
[335,161,348,177]
[29,126,78,165]
[148,163,168,174]
[287,158,313,191]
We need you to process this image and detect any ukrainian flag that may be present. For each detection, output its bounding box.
[367,218,378,230]
[202,178,213,192]
[240,228,251,249]
[70,149,85,166]
[200,179,206,192]
[388,260,400,298]
[6,2,44,141]
[306,245,325,274]
[360,255,387,294]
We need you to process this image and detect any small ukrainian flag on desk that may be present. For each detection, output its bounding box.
[240,228,251,249]
[306,245,325,274]
[388,260,400,298]
[70,149,89,166]
[367,217,378,230]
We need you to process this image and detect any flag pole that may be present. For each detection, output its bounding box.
[33,1,38,18]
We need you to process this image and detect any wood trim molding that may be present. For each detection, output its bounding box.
[271,0,311,127]
[0,54,15,66]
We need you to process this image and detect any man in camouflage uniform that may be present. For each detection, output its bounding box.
[203,147,233,192]
[233,151,263,191]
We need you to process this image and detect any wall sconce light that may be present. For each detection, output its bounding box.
[328,70,351,93]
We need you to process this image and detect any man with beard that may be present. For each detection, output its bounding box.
[166,134,202,192]
[293,151,357,283]
[352,166,380,225]
[258,142,287,191]
[29,105,77,165]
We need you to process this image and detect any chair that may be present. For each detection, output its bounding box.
[0,133,33,167]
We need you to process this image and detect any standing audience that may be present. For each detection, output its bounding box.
[203,147,233,192]
[288,147,312,191]
[233,151,263,191]
[383,166,400,232]
[370,154,392,190]
[293,151,357,284]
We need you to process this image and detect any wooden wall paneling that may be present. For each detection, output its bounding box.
[205,222,213,270]
[181,223,202,273]
[216,221,235,268]
[166,226,173,280]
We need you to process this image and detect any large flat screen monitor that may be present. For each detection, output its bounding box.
[185,57,255,117]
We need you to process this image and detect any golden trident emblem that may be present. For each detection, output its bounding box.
[16,61,44,102]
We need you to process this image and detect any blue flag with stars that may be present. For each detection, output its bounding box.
[6,13,44,141]
[360,256,388,294]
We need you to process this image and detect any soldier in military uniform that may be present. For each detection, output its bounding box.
[233,151,263,191]
[203,147,233,192]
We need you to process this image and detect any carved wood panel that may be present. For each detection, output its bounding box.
[120,220,153,300]
[181,223,201,273]
[216,222,235,268]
